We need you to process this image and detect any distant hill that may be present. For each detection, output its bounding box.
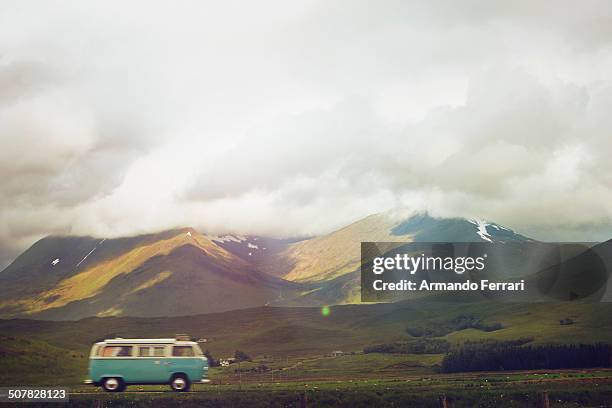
[528,238,612,302]
[2,300,612,359]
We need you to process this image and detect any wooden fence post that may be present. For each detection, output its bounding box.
[438,394,449,408]
[537,391,550,408]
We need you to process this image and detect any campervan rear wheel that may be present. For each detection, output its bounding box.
[102,377,125,392]
[170,375,190,392]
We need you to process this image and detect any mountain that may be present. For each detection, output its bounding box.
[390,214,532,243]
[0,229,188,301]
[254,213,532,304]
[0,228,301,320]
[259,213,411,283]
[261,213,531,284]
[0,212,534,319]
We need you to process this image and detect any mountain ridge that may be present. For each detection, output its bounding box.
[0,228,302,319]
[0,212,537,319]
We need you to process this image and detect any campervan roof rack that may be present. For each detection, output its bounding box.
[175,334,191,341]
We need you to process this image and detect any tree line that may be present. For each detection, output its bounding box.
[441,341,611,373]
[406,314,502,338]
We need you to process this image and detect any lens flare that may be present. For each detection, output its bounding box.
[321,305,330,317]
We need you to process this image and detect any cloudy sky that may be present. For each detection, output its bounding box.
[1,0,612,267]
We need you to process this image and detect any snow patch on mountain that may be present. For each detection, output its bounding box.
[76,238,106,268]
[212,235,247,243]
[469,219,492,242]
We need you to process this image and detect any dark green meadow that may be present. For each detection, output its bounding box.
[2,374,611,408]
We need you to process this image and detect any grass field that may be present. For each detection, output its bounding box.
[1,333,611,406]
[1,301,612,406]
[1,371,611,407]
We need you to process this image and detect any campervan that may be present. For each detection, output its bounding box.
[85,336,209,392]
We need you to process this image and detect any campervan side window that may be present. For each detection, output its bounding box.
[172,346,194,357]
[139,346,166,357]
[102,345,133,357]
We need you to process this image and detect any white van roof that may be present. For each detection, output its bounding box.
[103,338,194,344]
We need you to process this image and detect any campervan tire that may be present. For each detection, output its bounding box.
[170,374,191,392]
[102,377,125,392]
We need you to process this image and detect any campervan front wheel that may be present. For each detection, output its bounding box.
[170,374,191,392]
[102,377,125,392]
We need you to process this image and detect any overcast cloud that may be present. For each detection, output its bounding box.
[1,0,612,267]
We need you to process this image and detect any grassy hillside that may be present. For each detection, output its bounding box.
[1,301,611,359]
[0,335,87,385]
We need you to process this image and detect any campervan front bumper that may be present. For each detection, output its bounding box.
[195,379,211,384]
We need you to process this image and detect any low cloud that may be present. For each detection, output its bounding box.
[183,69,612,240]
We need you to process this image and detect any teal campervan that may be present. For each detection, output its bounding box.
[85,336,209,392]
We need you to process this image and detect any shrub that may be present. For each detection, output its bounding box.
[364,339,451,354]
[406,315,503,337]
[234,350,252,362]
[204,350,219,367]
